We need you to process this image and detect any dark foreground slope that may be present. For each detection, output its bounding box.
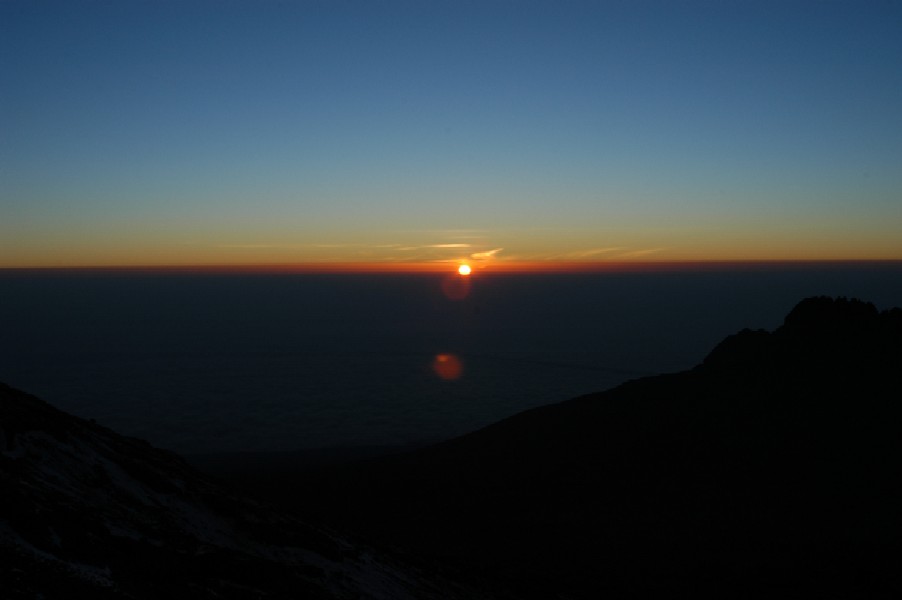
[262,297,902,598]
[0,384,499,599]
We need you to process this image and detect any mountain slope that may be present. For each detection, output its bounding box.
[277,297,902,598]
[6,296,900,598]
[0,383,498,599]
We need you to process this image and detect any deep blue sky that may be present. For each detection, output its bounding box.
[2,0,901,268]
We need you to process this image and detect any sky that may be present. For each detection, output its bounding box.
[2,0,901,271]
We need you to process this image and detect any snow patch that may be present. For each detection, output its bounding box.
[1,520,116,590]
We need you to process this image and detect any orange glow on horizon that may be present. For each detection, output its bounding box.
[2,259,902,275]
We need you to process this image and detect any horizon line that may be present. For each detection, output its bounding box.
[3,259,902,275]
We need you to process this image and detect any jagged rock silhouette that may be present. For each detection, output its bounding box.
[277,297,902,599]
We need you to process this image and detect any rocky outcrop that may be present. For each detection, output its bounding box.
[703,296,902,373]
[285,297,902,599]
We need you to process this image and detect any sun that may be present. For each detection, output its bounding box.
[457,264,471,276]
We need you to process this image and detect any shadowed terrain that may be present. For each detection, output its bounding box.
[3,296,901,598]
[0,384,500,599]
[223,297,902,598]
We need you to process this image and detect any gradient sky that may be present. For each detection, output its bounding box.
[2,0,901,270]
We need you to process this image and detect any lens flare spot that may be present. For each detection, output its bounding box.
[458,264,471,276]
[432,353,463,380]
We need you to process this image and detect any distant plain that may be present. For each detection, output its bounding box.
[3,263,901,454]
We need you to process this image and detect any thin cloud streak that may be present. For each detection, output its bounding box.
[471,247,504,260]
[217,244,285,249]
[618,248,666,258]
[207,239,662,268]
[560,247,624,259]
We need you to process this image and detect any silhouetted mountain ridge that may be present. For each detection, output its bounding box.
[277,296,902,599]
[703,295,902,373]
[4,296,901,598]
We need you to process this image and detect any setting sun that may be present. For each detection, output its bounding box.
[458,264,471,276]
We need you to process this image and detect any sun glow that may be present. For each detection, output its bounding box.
[458,264,471,276]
